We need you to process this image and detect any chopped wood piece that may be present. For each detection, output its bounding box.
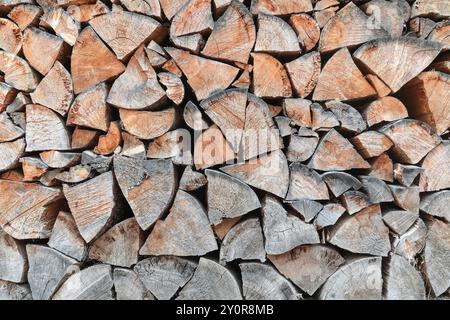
[63,171,119,243]
[286,130,319,162]
[20,157,48,181]
[251,52,292,98]
[314,5,338,28]
[0,228,27,283]
[268,245,344,295]
[134,256,196,300]
[0,280,31,300]
[351,131,393,159]
[286,199,323,222]
[394,163,422,187]
[145,46,167,68]
[428,21,450,49]
[159,0,189,20]
[158,72,184,105]
[289,14,319,52]
[409,16,436,38]
[321,171,362,197]
[389,185,420,213]
[311,103,339,130]
[113,268,155,300]
[385,254,426,300]
[7,4,42,31]
[361,96,408,127]
[283,98,311,127]
[313,48,376,101]
[81,151,112,173]
[366,153,393,182]
[340,190,371,215]
[184,101,209,131]
[39,169,63,187]
[0,82,17,112]
[240,262,301,300]
[48,211,87,261]
[140,190,218,256]
[383,209,418,235]
[120,107,176,140]
[419,142,450,192]
[171,33,204,53]
[221,149,289,198]
[162,59,183,77]
[308,129,370,171]
[177,258,242,300]
[0,169,24,182]
[214,217,240,240]
[378,119,440,164]
[56,165,91,183]
[285,51,320,98]
[393,218,427,261]
[360,0,406,37]
[319,257,382,300]
[0,138,25,172]
[424,219,450,296]
[202,1,255,64]
[67,82,111,132]
[170,0,213,37]
[120,132,145,159]
[328,204,390,256]
[420,191,450,222]
[365,74,392,98]
[314,203,346,229]
[318,2,388,53]
[52,264,114,300]
[0,50,39,92]
[166,47,239,100]
[147,129,189,159]
[94,121,122,155]
[5,92,30,113]
[220,218,265,264]
[325,100,366,134]
[286,163,329,201]
[411,0,450,19]
[71,27,125,94]
[232,63,252,89]
[353,37,442,92]
[67,1,110,23]
[89,218,143,267]
[274,116,295,137]
[26,245,78,300]
[179,166,207,192]
[250,0,313,15]
[117,0,160,18]
[40,7,79,46]
[0,18,22,54]
[40,151,80,169]
[262,195,320,255]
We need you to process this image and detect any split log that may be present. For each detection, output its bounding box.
[63,171,120,243]
[166,47,239,100]
[39,169,64,187]
[0,169,24,181]
[321,171,362,198]
[286,129,319,162]
[308,129,370,171]
[0,82,17,112]
[250,0,313,15]
[120,107,176,140]
[26,245,79,300]
[319,257,383,300]
[147,129,190,160]
[176,258,242,300]
[311,103,339,131]
[268,245,344,295]
[134,256,197,300]
[282,98,311,127]
[286,199,323,223]
[384,254,426,300]
[361,96,408,127]
[389,185,420,213]
[117,0,160,18]
[88,218,143,267]
[314,2,338,28]
[71,27,125,94]
[411,0,450,19]
[0,138,25,172]
[113,268,155,300]
[48,211,87,261]
[428,21,450,49]
[313,48,376,101]
[179,166,207,192]
[41,7,79,46]
[409,16,436,38]
[71,127,100,151]
[158,72,184,105]
[67,82,111,132]
[262,195,320,255]
[286,163,329,201]
[145,41,167,68]
[81,151,112,173]
[67,1,110,23]
[55,166,92,183]
[170,0,213,38]
[365,74,392,98]
[340,190,371,215]
[170,33,204,53]
[394,163,422,187]
[0,180,62,239]
[214,217,240,240]
[120,132,145,159]
[424,219,450,296]
[393,218,427,261]
[314,203,346,229]
[8,112,26,129]
[0,228,27,283]
[183,101,209,131]
[52,264,114,300]
[205,169,260,225]
[419,141,450,192]
[0,50,39,92]
[94,121,122,155]
[366,153,393,182]
[220,217,266,264]
[360,0,406,37]
[159,0,189,20]
[140,190,218,256]
[351,131,393,159]
[40,151,80,168]
[318,2,388,53]
[7,4,42,31]
[221,149,289,198]
[378,119,441,164]
[5,92,30,113]
[251,52,292,98]
[0,280,31,300]
[325,100,366,134]
[0,18,22,54]
[289,14,320,52]
[284,51,321,98]
[274,116,295,137]
[353,37,442,92]
[382,209,418,235]
[240,262,301,300]
[113,156,176,230]
[420,191,450,222]
[232,63,252,89]
[201,1,255,64]
[20,157,48,181]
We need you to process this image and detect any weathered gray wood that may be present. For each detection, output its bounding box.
[56,165,93,183]
[321,171,362,198]
[40,151,81,169]
[113,268,155,300]
[420,191,450,222]
[420,141,450,192]
[383,209,419,235]
[393,163,422,187]
[285,199,323,223]
[158,72,184,105]
[393,218,427,261]
[0,228,27,283]
[119,132,145,159]
[134,256,197,300]
[0,280,31,300]
[274,116,295,138]
[0,138,25,173]
[183,101,209,131]
[286,163,329,201]
[314,203,346,229]
[81,151,112,173]
[0,113,24,143]
[311,103,339,131]
[286,130,319,162]
[359,176,394,204]
[389,185,420,213]
[179,166,207,192]
[325,100,366,134]
[340,190,371,215]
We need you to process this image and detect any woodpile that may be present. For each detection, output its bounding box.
[0,0,449,301]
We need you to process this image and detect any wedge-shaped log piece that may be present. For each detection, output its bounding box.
[41,8,79,46]
[308,129,370,171]
[0,228,27,283]
[177,258,242,300]
[286,130,319,162]
[428,21,450,49]
[0,180,62,239]
[48,211,86,261]
[0,18,22,54]
[353,37,442,92]
[0,138,25,173]
[240,263,301,300]
[170,0,213,37]
[0,50,39,92]
[55,165,92,184]
[393,218,427,261]
[328,204,390,256]
[221,149,289,198]
[250,0,312,15]
[420,142,450,192]
[319,257,382,300]
[67,1,110,23]
[378,119,440,164]
[393,163,422,187]
[315,203,346,229]
[321,171,361,198]
[318,2,388,53]
[360,0,406,37]
[184,101,209,131]
[220,218,266,264]
[314,2,338,28]
[89,218,142,267]
[361,96,408,127]
[365,73,392,97]
[367,154,393,182]
[147,129,189,159]
[285,51,320,98]
[383,210,418,235]
[7,4,42,31]
[140,190,218,256]
[286,199,323,222]
[114,156,175,230]
[411,0,450,19]
[23,27,65,76]
[251,53,292,99]
[0,82,17,112]
[205,169,260,225]
[389,185,420,214]
[202,1,255,64]
[180,166,207,192]
[20,157,48,181]
[262,195,319,255]
[71,127,100,150]
[27,245,78,300]
[0,280,31,300]
[424,219,450,296]
[40,151,80,169]
[213,217,240,240]
[120,107,176,140]
[71,27,125,94]
[94,120,121,155]
[52,264,113,300]
[63,171,119,243]
[166,47,239,100]
[113,268,155,300]
[282,98,311,127]
[313,48,376,101]
[351,131,393,159]
[289,14,320,52]
[158,72,184,105]
[385,254,425,300]
[420,191,450,222]
[134,256,197,300]
[326,100,366,134]
[340,190,371,215]
[170,33,204,53]
[311,103,339,130]
[268,245,344,295]
[118,0,160,18]
[286,163,329,201]
[159,0,189,20]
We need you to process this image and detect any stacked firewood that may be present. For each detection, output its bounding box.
[0,0,449,300]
